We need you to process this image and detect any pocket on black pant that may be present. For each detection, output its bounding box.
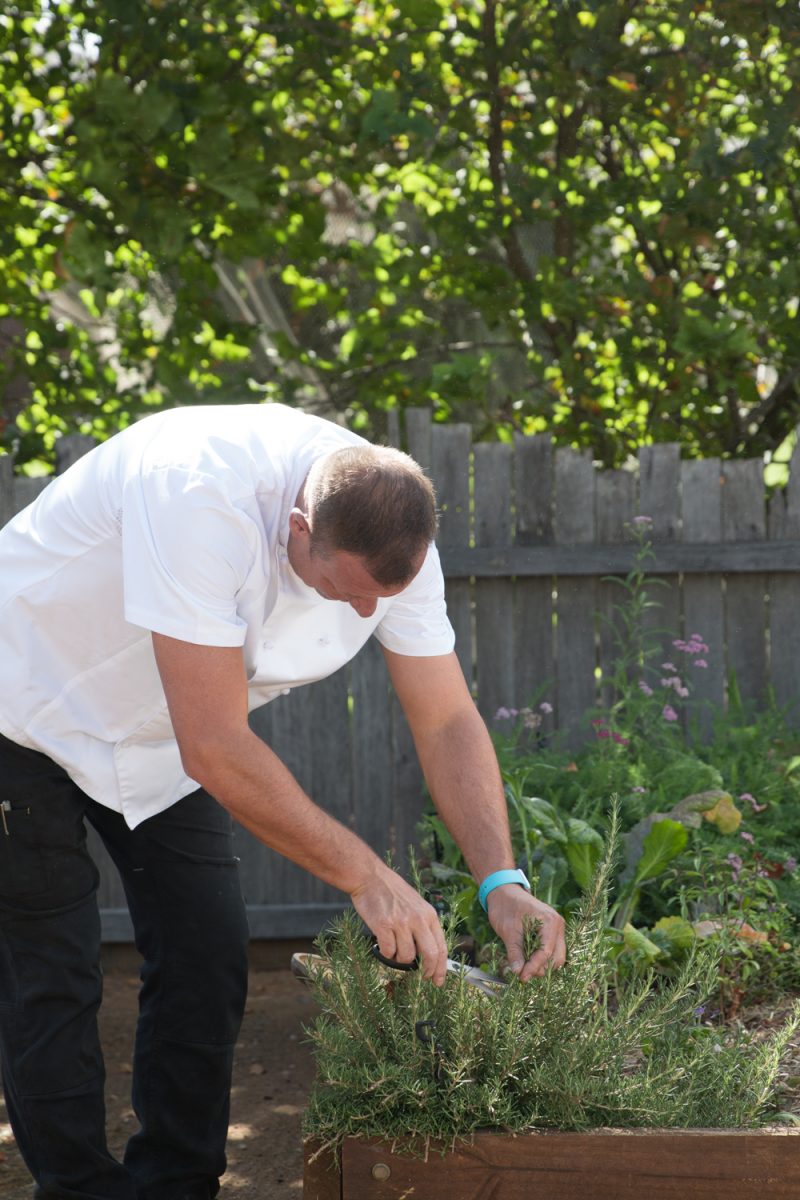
[0,802,48,898]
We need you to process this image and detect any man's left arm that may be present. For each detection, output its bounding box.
[383,648,566,980]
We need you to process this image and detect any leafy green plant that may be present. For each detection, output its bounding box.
[420,525,800,1007]
[671,844,800,1017]
[304,807,799,1150]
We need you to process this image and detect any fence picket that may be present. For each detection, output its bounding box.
[638,444,681,671]
[351,639,395,860]
[389,407,433,869]
[553,448,596,747]
[56,433,97,472]
[722,460,767,704]
[596,468,636,708]
[432,424,473,685]
[514,434,556,730]
[308,669,354,901]
[682,459,725,736]
[474,442,515,726]
[768,438,800,717]
[259,687,318,906]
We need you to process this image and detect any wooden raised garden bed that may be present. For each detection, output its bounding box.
[304,1129,800,1199]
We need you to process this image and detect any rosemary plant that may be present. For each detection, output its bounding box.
[303,806,799,1150]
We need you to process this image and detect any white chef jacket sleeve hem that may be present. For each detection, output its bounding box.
[373,628,455,658]
[124,605,247,648]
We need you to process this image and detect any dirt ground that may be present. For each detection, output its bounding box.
[0,943,321,1200]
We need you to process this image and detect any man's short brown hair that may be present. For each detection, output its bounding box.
[306,445,437,587]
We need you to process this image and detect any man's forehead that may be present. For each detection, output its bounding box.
[324,548,423,597]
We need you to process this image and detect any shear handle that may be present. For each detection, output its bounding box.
[371,943,420,972]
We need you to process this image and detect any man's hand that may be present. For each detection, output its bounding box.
[350,865,448,987]
[487,885,567,981]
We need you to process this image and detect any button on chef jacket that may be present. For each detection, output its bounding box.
[0,404,455,829]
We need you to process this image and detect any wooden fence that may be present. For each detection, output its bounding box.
[3,410,800,942]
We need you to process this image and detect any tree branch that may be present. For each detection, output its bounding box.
[747,363,800,434]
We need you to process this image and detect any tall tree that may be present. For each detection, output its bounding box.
[2,1,798,469]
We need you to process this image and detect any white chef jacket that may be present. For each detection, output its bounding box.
[0,403,455,828]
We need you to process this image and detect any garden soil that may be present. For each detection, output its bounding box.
[0,944,321,1200]
[1,953,798,1200]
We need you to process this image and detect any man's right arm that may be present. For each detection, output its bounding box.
[151,632,447,983]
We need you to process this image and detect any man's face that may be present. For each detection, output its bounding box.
[286,510,425,617]
[299,548,412,618]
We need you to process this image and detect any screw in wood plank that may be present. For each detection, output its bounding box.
[371,1162,391,1181]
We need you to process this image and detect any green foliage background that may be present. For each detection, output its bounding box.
[2,1,799,469]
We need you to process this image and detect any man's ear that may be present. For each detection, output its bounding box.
[288,507,311,537]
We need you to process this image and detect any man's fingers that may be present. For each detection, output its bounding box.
[415,920,448,986]
[376,933,399,963]
[351,870,448,986]
[392,930,418,967]
[504,933,526,976]
[488,888,567,982]
[519,944,565,981]
[518,918,567,980]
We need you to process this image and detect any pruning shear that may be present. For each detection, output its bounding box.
[370,944,507,999]
[290,943,506,999]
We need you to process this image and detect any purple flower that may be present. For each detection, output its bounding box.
[633,515,653,525]
[632,786,647,794]
[539,701,553,714]
[662,705,679,722]
[597,728,612,739]
[693,659,708,669]
[674,636,710,656]
[521,707,542,730]
[727,853,743,880]
[495,706,517,720]
[740,831,755,844]
[612,733,630,746]
[638,681,654,697]
[661,662,677,672]
[694,1005,706,1018]
[785,857,797,874]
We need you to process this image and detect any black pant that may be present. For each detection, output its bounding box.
[0,734,250,1199]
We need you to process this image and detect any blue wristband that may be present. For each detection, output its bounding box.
[478,868,531,912]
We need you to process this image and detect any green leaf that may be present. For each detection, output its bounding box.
[205,173,260,210]
[651,916,696,955]
[564,819,604,890]
[622,923,664,963]
[702,794,743,834]
[520,796,568,844]
[632,819,688,886]
[532,852,570,906]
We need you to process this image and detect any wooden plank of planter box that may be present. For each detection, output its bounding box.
[339,1131,800,1199]
[304,1139,341,1200]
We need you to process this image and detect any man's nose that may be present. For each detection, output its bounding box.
[350,597,377,618]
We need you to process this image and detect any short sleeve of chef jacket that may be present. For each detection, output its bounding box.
[121,467,259,646]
